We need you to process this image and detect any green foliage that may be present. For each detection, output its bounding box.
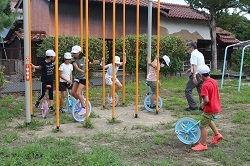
[38,35,186,75]
[115,34,186,75]
[217,13,250,41]
[231,49,250,72]
[0,0,16,32]
[37,35,109,70]
[0,66,5,87]
[185,0,239,12]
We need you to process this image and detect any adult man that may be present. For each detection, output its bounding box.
[185,42,205,111]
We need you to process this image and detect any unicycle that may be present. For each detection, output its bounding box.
[106,92,119,106]
[72,97,92,122]
[144,82,163,112]
[41,84,52,119]
[175,116,218,145]
[65,87,75,113]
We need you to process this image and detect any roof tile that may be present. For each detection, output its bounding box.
[160,2,209,20]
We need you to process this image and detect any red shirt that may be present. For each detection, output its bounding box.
[200,78,221,114]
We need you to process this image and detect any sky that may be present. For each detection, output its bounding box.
[159,0,187,5]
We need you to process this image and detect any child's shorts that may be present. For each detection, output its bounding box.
[106,77,120,85]
[147,81,156,94]
[200,112,218,128]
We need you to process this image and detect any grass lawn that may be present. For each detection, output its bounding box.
[0,76,250,166]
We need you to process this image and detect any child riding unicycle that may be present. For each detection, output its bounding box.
[145,55,170,111]
[102,53,126,105]
[32,49,56,113]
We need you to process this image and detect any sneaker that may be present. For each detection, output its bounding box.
[35,101,40,108]
[48,106,54,112]
[148,105,156,109]
[185,107,198,111]
[191,142,208,151]
[78,107,86,116]
[59,108,67,113]
[108,97,113,104]
[210,133,223,145]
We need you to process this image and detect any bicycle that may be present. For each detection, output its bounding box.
[175,116,218,145]
[144,82,163,113]
[72,96,92,122]
[41,84,52,119]
[106,92,119,106]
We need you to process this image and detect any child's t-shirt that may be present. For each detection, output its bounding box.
[71,56,86,79]
[105,64,120,78]
[59,63,73,82]
[40,60,55,83]
[146,62,158,82]
[200,78,221,114]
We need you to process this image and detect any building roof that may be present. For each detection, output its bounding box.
[160,2,209,21]
[216,27,239,44]
[15,0,169,11]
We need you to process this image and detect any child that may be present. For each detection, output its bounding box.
[146,55,170,108]
[32,50,56,111]
[59,52,73,113]
[70,45,100,116]
[191,64,223,151]
[103,53,126,103]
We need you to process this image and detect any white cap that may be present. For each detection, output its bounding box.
[71,45,82,53]
[162,55,170,66]
[64,52,72,59]
[115,56,121,64]
[197,64,210,74]
[45,50,56,57]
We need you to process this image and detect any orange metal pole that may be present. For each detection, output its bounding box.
[55,0,60,128]
[85,0,89,120]
[112,0,116,119]
[135,0,139,118]
[102,0,106,107]
[80,0,83,48]
[155,0,160,114]
[28,0,33,116]
[122,0,126,105]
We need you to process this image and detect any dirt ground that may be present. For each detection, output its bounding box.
[18,104,177,139]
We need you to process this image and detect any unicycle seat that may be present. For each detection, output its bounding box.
[46,84,52,89]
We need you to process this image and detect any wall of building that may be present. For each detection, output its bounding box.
[160,17,210,41]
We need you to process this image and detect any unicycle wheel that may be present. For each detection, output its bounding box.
[144,94,163,112]
[72,99,92,122]
[66,97,75,113]
[41,100,48,119]
[175,117,201,145]
[107,93,119,106]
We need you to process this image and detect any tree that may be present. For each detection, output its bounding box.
[184,0,239,71]
[217,13,250,41]
[239,0,250,14]
[0,0,15,32]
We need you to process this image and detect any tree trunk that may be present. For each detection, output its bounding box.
[210,7,217,71]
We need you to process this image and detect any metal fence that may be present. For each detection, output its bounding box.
[0,59,24,82]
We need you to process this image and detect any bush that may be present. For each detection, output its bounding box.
[115,34,186,76]
[0,66,5,87]
[36,35,109,71]
[37,35,187,76]
[231,49,250,73]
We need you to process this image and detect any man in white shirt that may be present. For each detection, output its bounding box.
[185,42,205,111]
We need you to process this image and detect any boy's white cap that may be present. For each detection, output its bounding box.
[197,64,210,74]
[71,45,82,53]
[64,52,72,59]
[46,50,56,57]
[162,55,170,66]
[115,56,121,64]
